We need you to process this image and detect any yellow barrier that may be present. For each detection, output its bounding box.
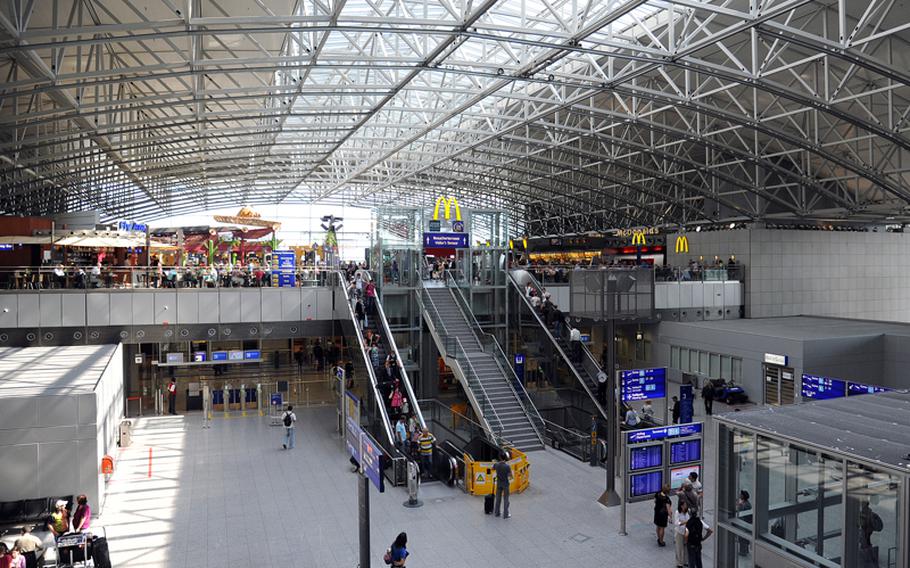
[464,447,530,496]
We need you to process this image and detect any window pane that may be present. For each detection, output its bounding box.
[680,348,689,372]
[700,351,709,376]
[717,526,753,568]
[710,353,720,378]
[720,355,733,379]
[718,425,755,528]
[671,346,680,369]
[732,357,742,381]
[690,350,699,374]
[845,462,901,568]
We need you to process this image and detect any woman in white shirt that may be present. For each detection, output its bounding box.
[673,500,690,568]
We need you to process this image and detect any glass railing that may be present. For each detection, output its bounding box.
[518,263,745,283]
[443,270,546,444]
[0,264,333,290]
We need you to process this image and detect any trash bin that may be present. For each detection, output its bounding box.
[119,420,132,447]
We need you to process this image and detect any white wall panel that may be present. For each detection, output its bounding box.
[18,294,39,327]
[240,289,261,322]
[154,291,177,325]
[0,294,17,327]
[176,292,199,324]
[0,445,38,500]
[108,293,131,325]
[281,289,302,321]
[218,290,241,323]
[261,289,282,321]
[86,294,110,326]
[39,294,62,327]
[62,294,86,327]
[131,293,155,325]
[197,291,220,324]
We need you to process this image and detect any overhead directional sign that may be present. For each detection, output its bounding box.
[620,368,667,402]
[626,422,702,444]
[801,374,846,400]
[423,232,469,248]
[847,381,890,396]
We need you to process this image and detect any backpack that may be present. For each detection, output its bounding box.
[686,517,704,547]
[283,412,293,427]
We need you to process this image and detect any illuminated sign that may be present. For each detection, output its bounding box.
[627,422,702,444]
[670,465,700,490]
[118,221,148,233]
[212,351,228,361]
[675,235,689,253]
[0,244,13,251]
[801,374,846,400]
[669,439,701,464]
[631,230,647,246]
[614,227,659,238]
[629,470,663,498]
[620,368,667,401]
[423,233,469,248]
[629,444,663,471]
[847,381,890,396]
[432,196,462,222]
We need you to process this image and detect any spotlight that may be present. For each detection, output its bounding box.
[695,226,701,232]
[729,222,736,229]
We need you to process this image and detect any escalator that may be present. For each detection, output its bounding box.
[417,273,545,451]
[509,269,610,460]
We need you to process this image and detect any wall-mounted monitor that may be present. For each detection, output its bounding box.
[669,438,702,465]
[670,465,701,490]
[629,444,663,472]
[211,351,228,361]
[629,470,663,498]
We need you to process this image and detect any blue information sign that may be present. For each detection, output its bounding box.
[272,250,296,287]
[629,470,663,498]
[243,350,261,360]
[801,374,847,400]
[359,431,385,493]
[620,368,667,402]
[669,439,702,465]
[629,444,663,471]
[847,381,890,396]
[270,393,283,406]
[627,422,702,444]
[211,351,228,361]
[513,354,525,384]
[423,232,469,248]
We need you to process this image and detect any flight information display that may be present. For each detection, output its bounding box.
[629,444,663,471]
[801,374,847,400]
[847,381,890,396]
[620,368,667,402]
[669,439,702,465]
[629,470,663,498]
[627,422,703,444]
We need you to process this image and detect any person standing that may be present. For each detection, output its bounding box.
[493,453,513,518]
[596,368,608,405]
[671,396,681,424]
[46,500,69,539]
[167,379,177,415]
[673,501,689,568]
[653,484,672,546]
[417,428,436,479]
[689,471,704,513]
[313,340,324,371]
[72,494,91,532]
[282,405,297,450]
[395,417,409,452]
[685,511,713,568]
[354,299,366,330]
[13,528,42,568]
[569,326,582,362]
[702,382,714,416]
[678,480,699,516]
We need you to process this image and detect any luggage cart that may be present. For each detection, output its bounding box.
[269,392,284,426]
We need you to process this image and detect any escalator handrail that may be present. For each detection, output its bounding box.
[370,283,427,429]
[335,272,398,450]
[509,269,609,422]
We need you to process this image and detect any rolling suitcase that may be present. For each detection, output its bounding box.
[484,494,494,515]
[92,535,112,568]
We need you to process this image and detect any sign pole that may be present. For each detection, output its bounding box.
[358,474,371,568]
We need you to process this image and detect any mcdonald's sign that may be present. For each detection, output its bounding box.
[675,235,689,253]
[631,230,647,246]
[433,196,462,222]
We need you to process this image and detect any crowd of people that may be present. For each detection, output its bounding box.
[653,472,716,568]
[0,495,94,568]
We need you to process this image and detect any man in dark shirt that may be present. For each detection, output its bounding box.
[493,453,513,518]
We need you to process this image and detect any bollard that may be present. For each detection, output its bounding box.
[402,460,423,508]
[240,384,247,417]
[202,383,212,428]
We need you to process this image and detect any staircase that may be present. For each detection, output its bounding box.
[422,286,544,451]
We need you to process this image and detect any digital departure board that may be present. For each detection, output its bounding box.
[620,368,667,402]
[801,374,846,400]
[629,470,663,498]
[669,439,702,465]
[847,381,890,396]
[629,444,663,471]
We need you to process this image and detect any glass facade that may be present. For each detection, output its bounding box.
[717,423,907,568]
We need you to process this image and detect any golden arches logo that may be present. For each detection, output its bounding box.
[432,197,462,222]
[631,230,647,246]
[675,235,689,253]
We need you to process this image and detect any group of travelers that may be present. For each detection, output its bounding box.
[653,472,714,568]
[0,496,93,568]
[523,282,568,340]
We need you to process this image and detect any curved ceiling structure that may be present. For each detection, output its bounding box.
[1,0,909,235]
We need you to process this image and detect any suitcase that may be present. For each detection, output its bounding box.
[484,494,494,514]
[92,535,112,568]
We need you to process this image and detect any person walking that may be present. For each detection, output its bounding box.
[685,511,713,568]
[653,484,672,546]
[13,528,42,568]
[167,379,177,415]
[702,382,714,416]
[417,428,436,479]
[387,532,408,567]
[678,480,699,516]
[673,501,690,568]
[493,453,513,519]
[282,405,297,450]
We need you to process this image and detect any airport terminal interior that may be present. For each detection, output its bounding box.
[2,1,910,567]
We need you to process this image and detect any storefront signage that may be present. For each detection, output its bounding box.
[674,235,689,253]
[614,227,659,238]
[118,221,148,233]
[423,233,469,248]
[432,196,462,221]
[620,367,667,402]
[763,353,788,366]
[626,422,702,444]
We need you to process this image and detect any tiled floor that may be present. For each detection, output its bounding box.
[101,407,716,567]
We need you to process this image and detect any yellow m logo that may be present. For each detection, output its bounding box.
[631,230,647,246]
[675,235,689,253]
[432,197,462,221]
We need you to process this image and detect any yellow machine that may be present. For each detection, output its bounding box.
[464,447,530,496]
